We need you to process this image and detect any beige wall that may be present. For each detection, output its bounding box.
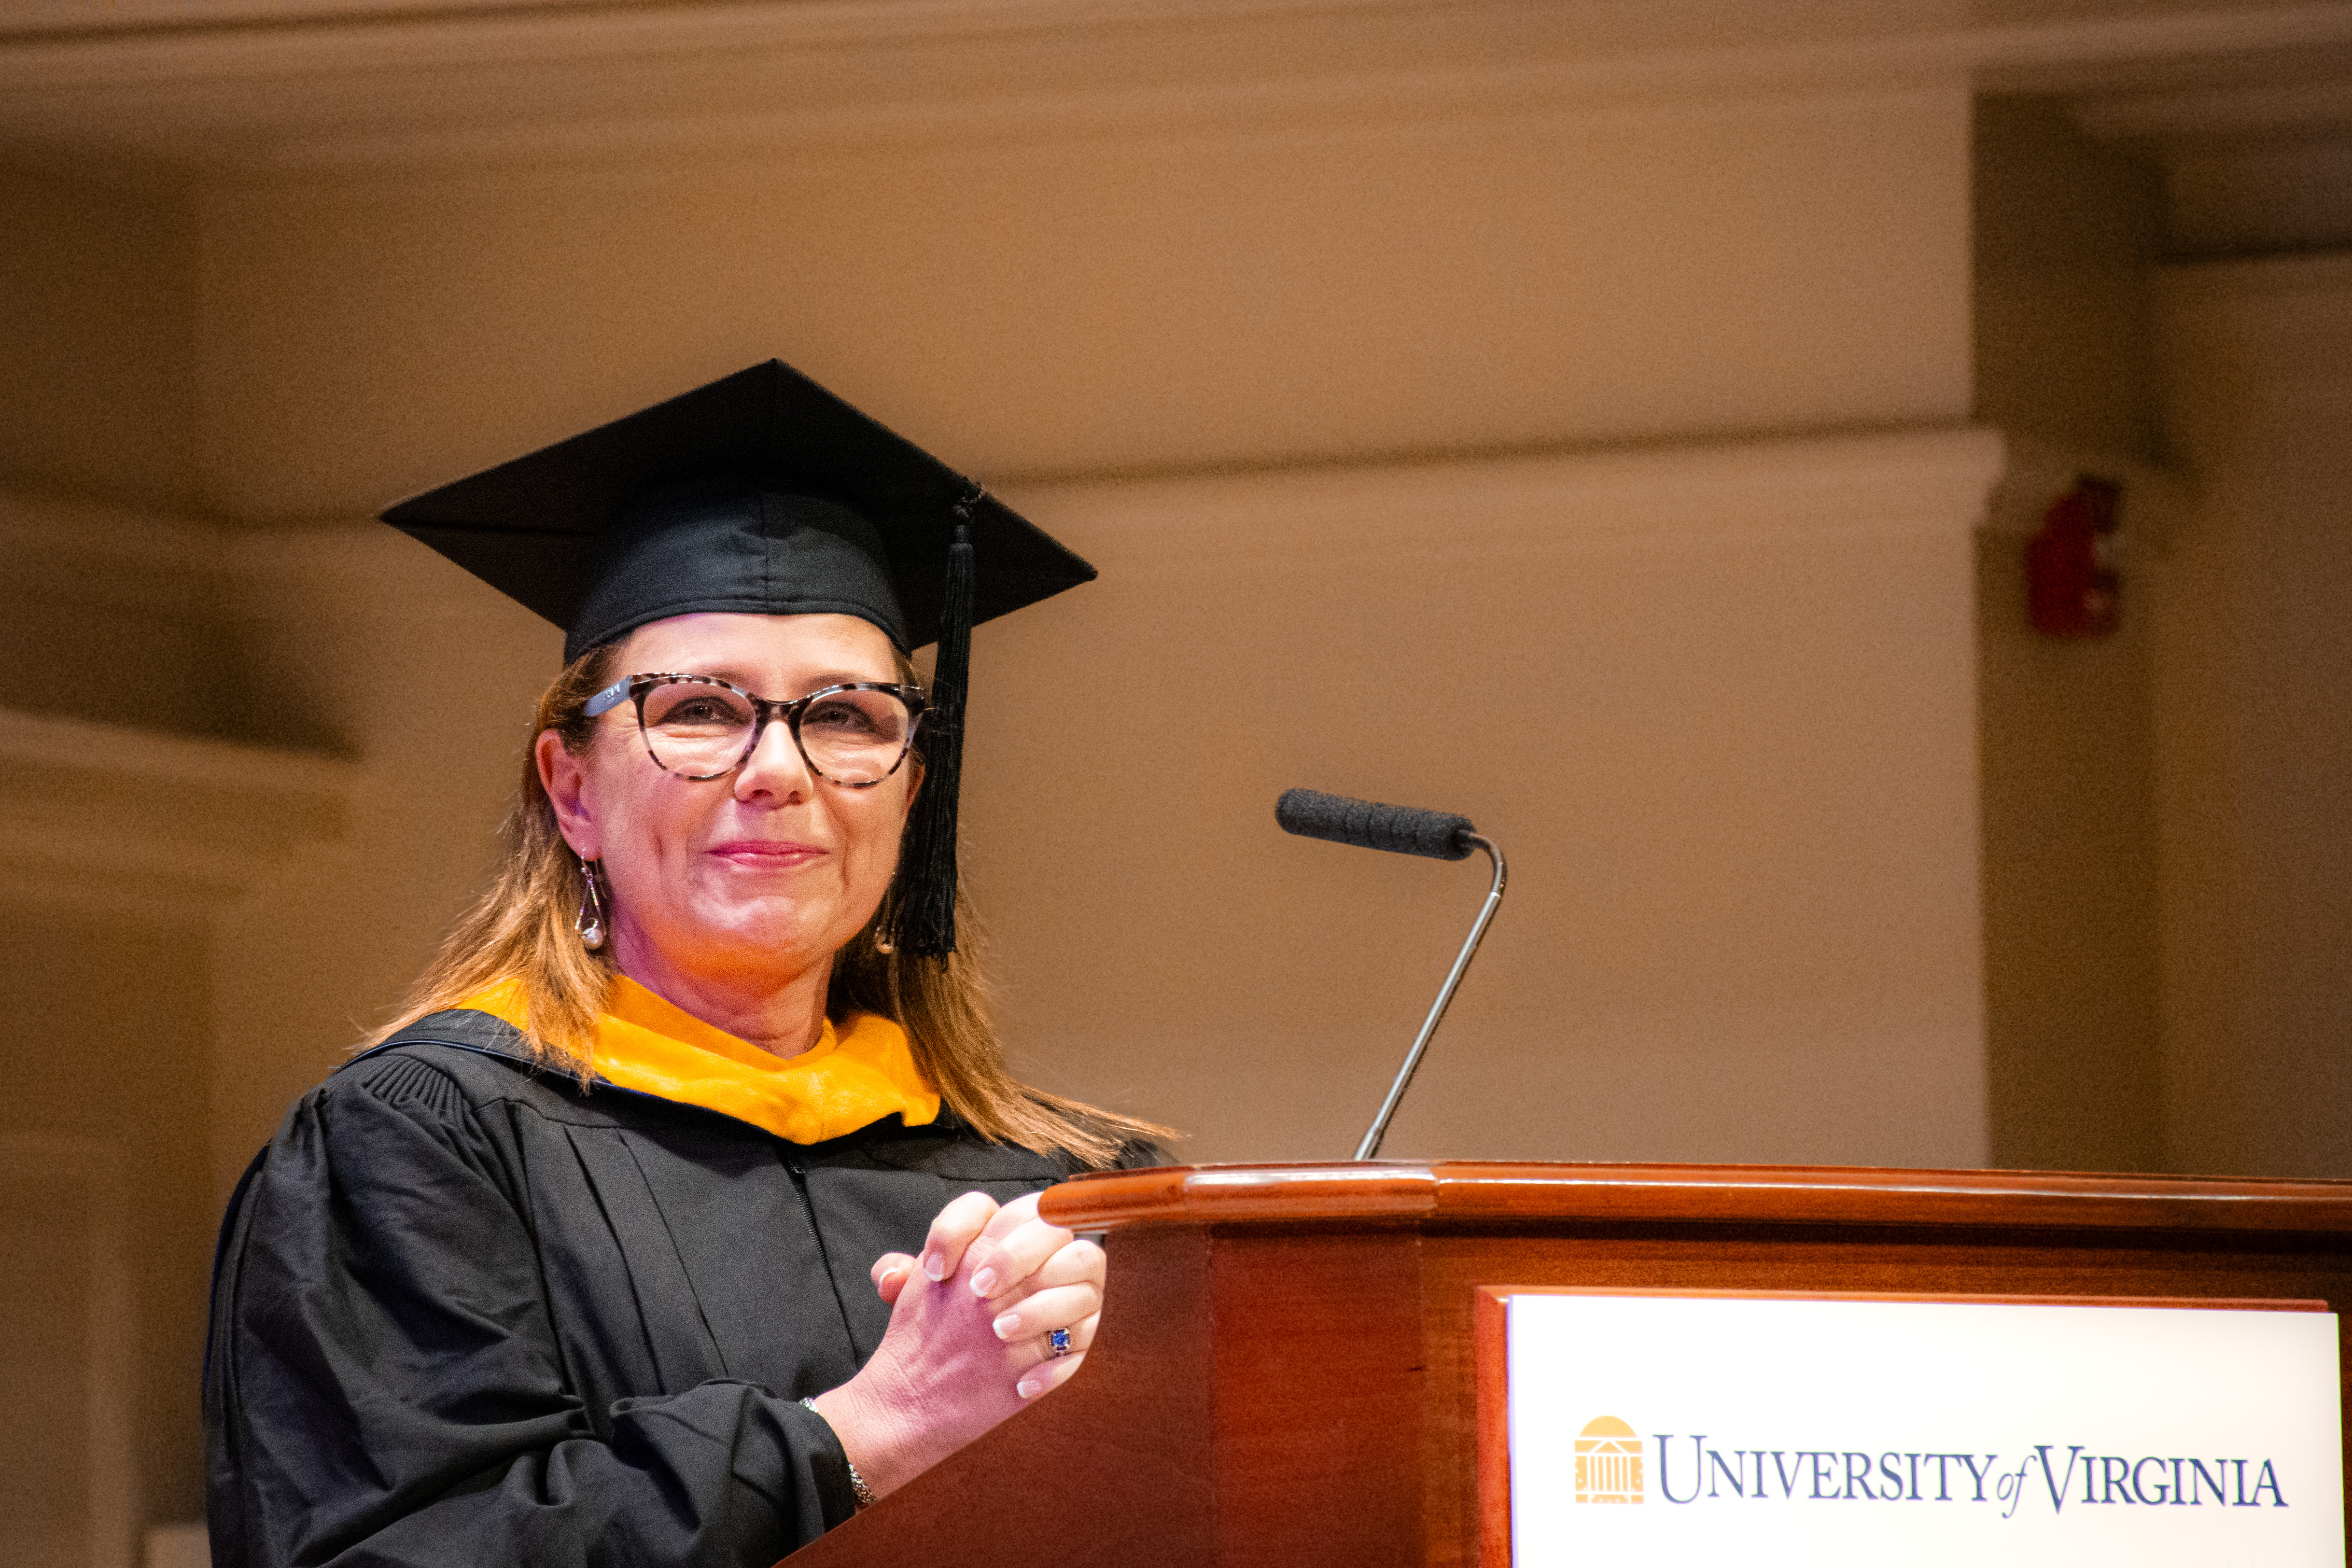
[1972,97,2163,465]
[0,166,197,510]
[987,435,1995,1165]
[192,84,1969,518]
[201,528,557,1189]
[1972,515,2167,1173]
[0,905,212,1545]
[2151,251,2352,1179]
[0,162,212,1565]
[1970,99,2169,1172]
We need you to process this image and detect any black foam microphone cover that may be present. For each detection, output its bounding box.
[1276,788,1476,861]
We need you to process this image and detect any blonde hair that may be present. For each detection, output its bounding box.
[376,642,1172,1167]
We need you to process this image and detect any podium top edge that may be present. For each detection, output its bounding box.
[1038,1160,2352,1237]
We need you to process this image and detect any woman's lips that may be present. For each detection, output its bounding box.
[707,839,828,867]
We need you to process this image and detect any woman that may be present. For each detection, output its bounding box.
[204,361,1168,1568]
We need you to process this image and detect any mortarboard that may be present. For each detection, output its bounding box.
[381,358,1096,959]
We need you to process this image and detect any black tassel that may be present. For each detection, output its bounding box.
[896,505,976,957]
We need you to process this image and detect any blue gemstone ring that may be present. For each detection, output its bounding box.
[1047,1327,1073,1358]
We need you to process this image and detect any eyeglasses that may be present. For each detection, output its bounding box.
[583,673,928,786]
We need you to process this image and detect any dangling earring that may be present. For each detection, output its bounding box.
[872,930,897,955]
[575,856,608,951]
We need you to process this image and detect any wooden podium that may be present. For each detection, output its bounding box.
[784,1162,2352,1567]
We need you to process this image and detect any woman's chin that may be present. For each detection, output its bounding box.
[674,903,862,974]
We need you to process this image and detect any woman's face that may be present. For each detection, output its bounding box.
[539,611,916,994]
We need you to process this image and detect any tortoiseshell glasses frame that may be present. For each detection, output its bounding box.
[582,672,928,786]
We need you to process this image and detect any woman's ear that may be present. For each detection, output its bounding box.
[537,728,602,861]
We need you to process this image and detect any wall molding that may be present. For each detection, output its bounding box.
[0,423,2178,919]
[2158,244,2352,296]
[0,487,233,619]
[1011,425,2008,584]
[2074,67,2352,146]
[0,706,356,913]
[7,0,2352,176]
[0,487,348,915]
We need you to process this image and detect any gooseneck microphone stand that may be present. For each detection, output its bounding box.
[1353,832,1505,1160]
[1273,788,1511,1161]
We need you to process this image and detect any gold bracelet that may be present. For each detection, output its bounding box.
[799,1397,877,1509]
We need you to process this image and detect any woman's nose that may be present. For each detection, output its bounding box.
[733,716,813,800]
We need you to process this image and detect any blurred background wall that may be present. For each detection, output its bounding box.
[1,1,2347,1561]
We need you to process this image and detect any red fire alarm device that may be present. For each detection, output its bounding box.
[2027,477,2122,638]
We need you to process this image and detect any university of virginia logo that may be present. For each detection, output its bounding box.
[1564,1419,2292,1518]
[1646,1435,2292,1517]
[1575,1417,1643,1504]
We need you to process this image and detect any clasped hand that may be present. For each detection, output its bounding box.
[806,1191,1101,1499]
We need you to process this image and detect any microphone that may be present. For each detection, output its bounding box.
[1276,788,1508,1161]
[1275,787,1477,861]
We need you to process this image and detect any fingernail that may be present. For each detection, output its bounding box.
[923,1250,946,1281]
[992,1312,1020,1340]
[1016,1377,1043,1399]
[969,1267,998,1297]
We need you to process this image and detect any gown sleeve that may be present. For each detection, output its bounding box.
[204,1055,858,1568]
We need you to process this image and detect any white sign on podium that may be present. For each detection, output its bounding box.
[1481,1291,2343,1567]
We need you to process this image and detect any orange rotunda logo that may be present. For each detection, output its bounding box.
[1574,1416,1643,1504]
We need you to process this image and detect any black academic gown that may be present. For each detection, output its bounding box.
[204,1007,1150,1568]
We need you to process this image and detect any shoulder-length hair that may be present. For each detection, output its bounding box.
[374,641,1172,1168]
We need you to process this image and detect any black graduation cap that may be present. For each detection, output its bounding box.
[381,358,1097,959]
